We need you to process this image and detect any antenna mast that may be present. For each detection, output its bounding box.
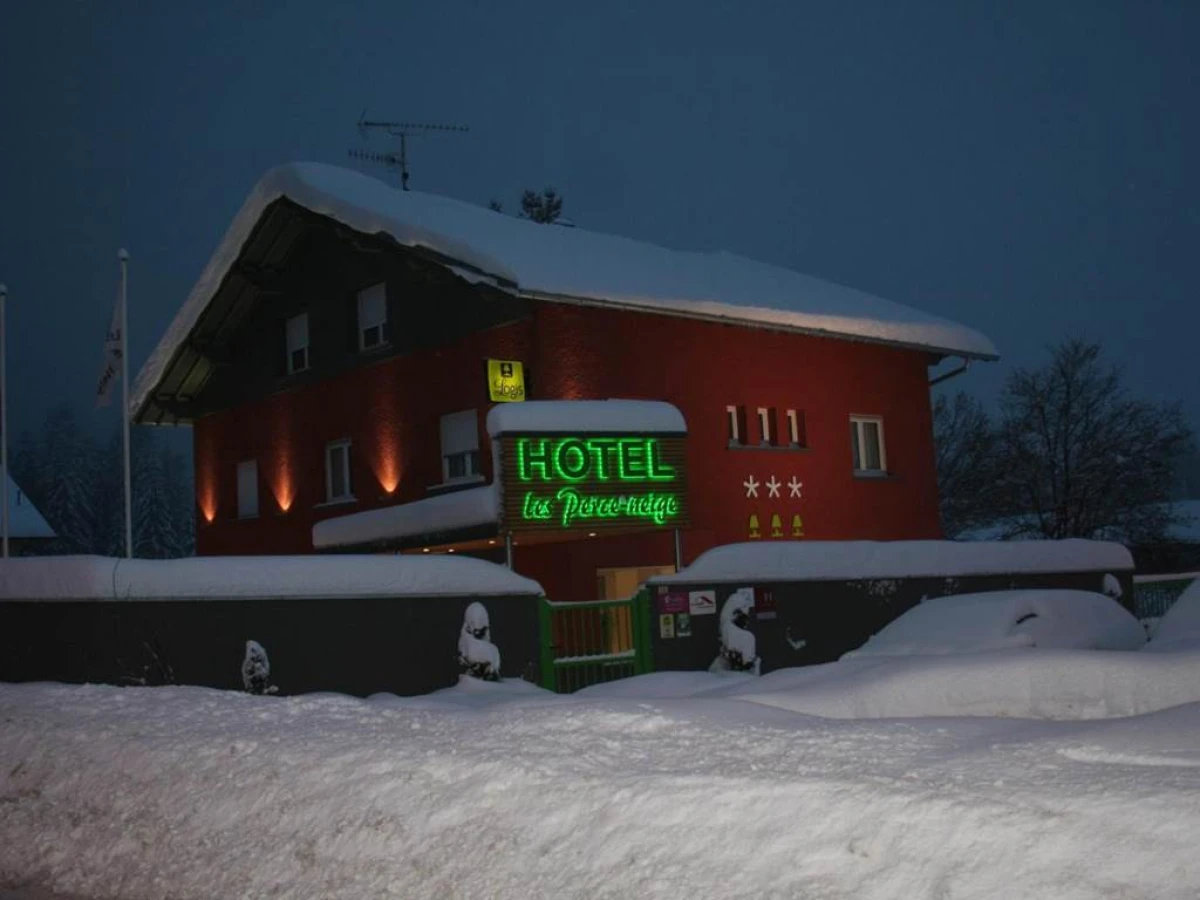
[350,111,469,191]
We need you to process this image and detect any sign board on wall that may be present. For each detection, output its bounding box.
[497,434,690,534]
[487,359,526,403]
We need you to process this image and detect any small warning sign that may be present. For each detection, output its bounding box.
[659,613,675,639]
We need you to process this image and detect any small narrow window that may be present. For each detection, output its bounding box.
[357,282,388,350]
[850,416,887,475]
[440,410,481,483]
[236,460,258,518]
[325,439,354,502]
[757,407,778,446]
[286,313,309,374]
[726,405,748,446]
[786,409,806,447]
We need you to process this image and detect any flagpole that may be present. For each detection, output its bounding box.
[1,282,9,559]
[119,250,131,559]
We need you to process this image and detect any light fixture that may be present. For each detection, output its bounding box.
[422,548,430,553]
[588,532,597,538]
[447,548,456,553]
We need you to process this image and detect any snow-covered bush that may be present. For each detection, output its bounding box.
[710,588,760,674]
[241,640,276,695]
[458,602,501,681]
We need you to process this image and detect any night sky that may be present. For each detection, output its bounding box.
[1,1,1196,441]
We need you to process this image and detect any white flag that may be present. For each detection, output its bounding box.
[95,284,123,408]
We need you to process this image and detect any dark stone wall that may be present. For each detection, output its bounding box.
[649,568,1135,674]
[0,593,540,697]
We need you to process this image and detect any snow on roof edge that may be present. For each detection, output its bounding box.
[0,553,541,600]
[651,539,1134,585]
[132,163,998,418]
[486,400,686,436]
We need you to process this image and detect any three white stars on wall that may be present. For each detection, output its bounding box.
[744,475,804,499]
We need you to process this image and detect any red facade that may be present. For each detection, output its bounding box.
[195,301,943,599]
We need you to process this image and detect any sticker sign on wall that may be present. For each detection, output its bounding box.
[688,590,716,615]
[659,613,676,639]
[658,591,688,614]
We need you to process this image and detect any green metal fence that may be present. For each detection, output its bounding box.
[538,591,654,693]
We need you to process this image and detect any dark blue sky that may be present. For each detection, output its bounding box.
[1,1,1197,440]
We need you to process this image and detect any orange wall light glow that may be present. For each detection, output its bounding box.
[375,440,401,495]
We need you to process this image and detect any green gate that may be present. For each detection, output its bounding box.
[538,591,654,693]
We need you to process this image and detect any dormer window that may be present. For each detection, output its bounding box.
[285,313,309,374]
[357,283,388,350]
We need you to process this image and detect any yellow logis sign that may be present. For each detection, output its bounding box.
[487,359,526,403]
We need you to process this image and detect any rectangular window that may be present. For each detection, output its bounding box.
[325,439,353,502]
[357,282,388,350]
[850,416,886,475]
[757,407,778,446]
[236,460,258,518]
[726,405,747,446]
[786,409,807,447]
[440,409,481,482]
[286,313,309,374]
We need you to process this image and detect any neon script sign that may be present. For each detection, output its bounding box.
[501,435,689,533]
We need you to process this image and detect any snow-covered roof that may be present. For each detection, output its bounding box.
[651,539,1134,585]
[0,553,541,600]
[132,162,998,417]
[2,470,54,540]
[313,486,498,551]
[486,400,686,436]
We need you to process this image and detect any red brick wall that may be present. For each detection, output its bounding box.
[196,302,943,598]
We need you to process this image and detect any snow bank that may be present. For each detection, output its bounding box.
[486,399,686,436]
[0,553,541,600]
[652,538,1133,584]
[132,162,998,418]
[728,650,1200,720]
[312,484,497,550]
[845,590,1145,658]
[1146,579,1200,652]
[2,681,1198,900]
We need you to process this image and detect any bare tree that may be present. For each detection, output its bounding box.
[995,340,1193,542]
[519,188,563,224]
[933,391,1001,537]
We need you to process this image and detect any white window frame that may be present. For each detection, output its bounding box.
[236,460,259,519]
[286,313,309,374]
[726,405,741,445]
[440,409,481,484]
[850,415,887,475]
[757,407,777,446]
[786,409,804,446]
[325,439,354,503]
[357,282,388,351]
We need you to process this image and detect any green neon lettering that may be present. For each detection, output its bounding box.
[554,438,590,481]
[518,439,553,482]
[585,438,616,480]
[647,439,675,481]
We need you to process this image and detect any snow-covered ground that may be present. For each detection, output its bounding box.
[4,660,1200,900]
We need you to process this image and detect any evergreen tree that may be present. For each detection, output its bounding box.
[519,187,563,223]
[38,404,98,553]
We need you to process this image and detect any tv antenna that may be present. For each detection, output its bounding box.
[350,111,469,191]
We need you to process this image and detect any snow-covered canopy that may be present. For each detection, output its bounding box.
[651,539,1134,585]
[843,589,1145,658]
[132,163,997,418]
[312,486,497,551]
[2,470,54,540]
[0,554,541,600]
[486,399,686,436]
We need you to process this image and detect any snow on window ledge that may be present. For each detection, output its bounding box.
[314,495,358,509]
[427,475,487,494]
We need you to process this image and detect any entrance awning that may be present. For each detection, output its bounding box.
[313,485,499,552]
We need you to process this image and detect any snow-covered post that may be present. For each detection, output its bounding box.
[118,250,131,559]
[1,282,8,558]
[241,640,276,695]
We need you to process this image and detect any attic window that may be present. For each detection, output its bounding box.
[357,283,388,351]
[286,313,309,374]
